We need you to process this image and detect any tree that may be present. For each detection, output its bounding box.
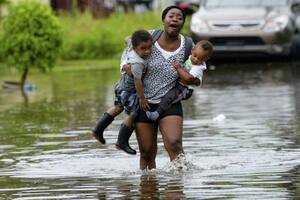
[1,0,63,88]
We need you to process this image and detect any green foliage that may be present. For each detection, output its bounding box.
[60,11,164,60]
[0,0,9,7]
[0,24,3,62]
[0,8,191,61]
[1,0,62,72]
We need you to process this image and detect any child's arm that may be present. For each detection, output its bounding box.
[174,63,201,86]
[131,63,150,111]
[134,78,149,111]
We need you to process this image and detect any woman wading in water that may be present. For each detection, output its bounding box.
[126,6,199,169]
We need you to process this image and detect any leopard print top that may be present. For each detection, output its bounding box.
[144,37,186,103]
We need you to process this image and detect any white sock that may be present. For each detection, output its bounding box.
[146,111,160,121]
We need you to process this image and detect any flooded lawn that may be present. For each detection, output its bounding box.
[0,61,300,199]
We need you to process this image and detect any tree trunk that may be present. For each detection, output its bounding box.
[21,87,29,104]
[20,66,29,103]
[20,66,29,89]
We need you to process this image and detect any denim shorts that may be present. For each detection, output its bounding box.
[114,86,138,116]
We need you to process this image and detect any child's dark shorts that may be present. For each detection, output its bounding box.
[135,101,183,123]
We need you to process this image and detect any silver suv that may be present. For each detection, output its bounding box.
[190,0,300,56]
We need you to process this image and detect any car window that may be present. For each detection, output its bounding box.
[205,0,290,8]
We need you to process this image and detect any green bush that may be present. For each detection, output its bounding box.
[1,0,62,84]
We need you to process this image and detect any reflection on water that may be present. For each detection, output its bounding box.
[0,61,300,199]
[291,63,300,145]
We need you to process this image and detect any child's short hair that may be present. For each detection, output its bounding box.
[131,30,152,48]
[195,40,214,58]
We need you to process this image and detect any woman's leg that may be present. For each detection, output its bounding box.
[135,122,158,170]
[159,115,184,161]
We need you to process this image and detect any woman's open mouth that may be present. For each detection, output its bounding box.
[169,24,178,30]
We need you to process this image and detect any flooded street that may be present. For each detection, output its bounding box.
[0,61,300,199]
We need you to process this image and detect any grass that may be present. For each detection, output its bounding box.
[59,11,165,60]
[54,59,120,72]
[0,59,119,76]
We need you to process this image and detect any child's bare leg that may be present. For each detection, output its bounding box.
[107,106,124,117]
[116,115,136,155]
[91,106,124,144]
[122,115,135,128]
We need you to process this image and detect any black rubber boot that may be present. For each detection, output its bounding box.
[115,124,136,155]
[91,112,114,144]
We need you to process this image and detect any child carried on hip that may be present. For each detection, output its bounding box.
[146,40,213,121]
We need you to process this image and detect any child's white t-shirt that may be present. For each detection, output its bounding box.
[189,62,206,81]
[184,56,207,81]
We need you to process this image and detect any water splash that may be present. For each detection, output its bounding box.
[162,153,200,174]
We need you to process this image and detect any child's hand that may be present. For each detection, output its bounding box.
[122,64,132,76]
[174,62,183,70]
[142,68,147,75]
[139,97,150,111]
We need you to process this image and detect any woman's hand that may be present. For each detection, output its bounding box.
[122,64,132,76]
[139,97,150,111]
[173,62,199,85]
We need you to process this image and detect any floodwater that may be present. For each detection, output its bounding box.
[0,61,300,199]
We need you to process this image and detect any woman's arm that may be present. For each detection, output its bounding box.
[122,64,132,76]
[174,63,201,86]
